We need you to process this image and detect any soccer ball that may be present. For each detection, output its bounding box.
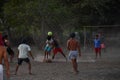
[48,31,52,36]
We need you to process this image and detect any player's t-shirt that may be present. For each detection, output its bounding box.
[94,39,101,48]
[53,39,59,48]
[46,39,53,47]
[18,44,31,58]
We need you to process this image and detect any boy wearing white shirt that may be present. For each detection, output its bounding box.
[15,39,34,75]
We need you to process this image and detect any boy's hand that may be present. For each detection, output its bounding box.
[79,53,81,57]
[32,57,34,60]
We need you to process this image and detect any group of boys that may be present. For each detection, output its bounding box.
[0,31,103,80]
[0,32,34,80]
[43,31,67,62]
[44,32,82,74]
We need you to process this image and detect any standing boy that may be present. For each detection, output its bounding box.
[15,38,34,75]
[93,34,101,59]
[0,32,10,80]
[67,33,81,74]
[2,35,14,62]
[44,35,53,61]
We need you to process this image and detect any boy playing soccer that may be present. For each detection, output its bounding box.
[52,37,67,61]
[15,38,34,75]
[67,33,81,74]
[43,35,53,62]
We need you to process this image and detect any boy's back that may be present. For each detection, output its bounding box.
[67,38,79,51]
[0,46,6,64]
[18,44,31,58]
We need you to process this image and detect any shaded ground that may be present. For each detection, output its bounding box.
[3,47,120,80]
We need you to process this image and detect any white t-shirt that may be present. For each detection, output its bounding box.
[46,39,53,47]
[18,44,31,58]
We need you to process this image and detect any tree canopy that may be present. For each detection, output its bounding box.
[0,0,120,45]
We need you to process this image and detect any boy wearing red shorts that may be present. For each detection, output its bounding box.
[93,35,101,59]
[52,38,67,61]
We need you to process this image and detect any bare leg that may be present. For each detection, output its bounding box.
[95,53,98,59]
[46,52,49,60]
[61,52,67,61]
[15,65,19,75]
[10,55,14,62]
[99,51,101,58]
[71,59,78,74]
[52,54,55,59]
[104,48,106,52]
[44,51,47,60]
[44,51,46,59]
[28,62,32,75]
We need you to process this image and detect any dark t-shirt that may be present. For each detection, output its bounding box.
[53,39,59,48]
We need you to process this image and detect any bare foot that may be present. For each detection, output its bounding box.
[43,59,47,62]
[29,72,32,75]
[74,71,79,75]
[14,73,17,75]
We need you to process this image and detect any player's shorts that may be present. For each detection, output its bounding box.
[95,47,101,53]
[0,65,3,80]
[53,48,63,54]
[18,58,30,65]
[68,51,78,60]
[44,46,52,52]
[7,47,14,56]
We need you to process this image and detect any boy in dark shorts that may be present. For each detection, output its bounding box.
[2,35,14,62]
[15,38,34,75]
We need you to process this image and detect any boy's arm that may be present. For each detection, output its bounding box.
[67,40,70,50]
[16,50,19,58]
[3,48,10,78]
[29,51,34,60]
[77,42,81,57]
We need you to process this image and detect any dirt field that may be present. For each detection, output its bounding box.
[3,46,120,80]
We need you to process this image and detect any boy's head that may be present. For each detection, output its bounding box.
[2,34,8,40]
[47,36,52,40]
[21,38,28,44]
[95,34,99,39]
[70,32,75,38]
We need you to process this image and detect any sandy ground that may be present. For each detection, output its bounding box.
[3,47,120,80]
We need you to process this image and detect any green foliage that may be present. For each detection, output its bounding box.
[1,0,120,45]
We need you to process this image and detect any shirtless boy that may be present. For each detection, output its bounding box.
[67,33,81,74]
[0,32,10,80]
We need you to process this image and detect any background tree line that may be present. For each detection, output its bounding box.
[0,0,120,47]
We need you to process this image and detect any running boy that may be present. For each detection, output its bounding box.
[15,38,34,75]
[52,37,67,61]
[67,33,81,74]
